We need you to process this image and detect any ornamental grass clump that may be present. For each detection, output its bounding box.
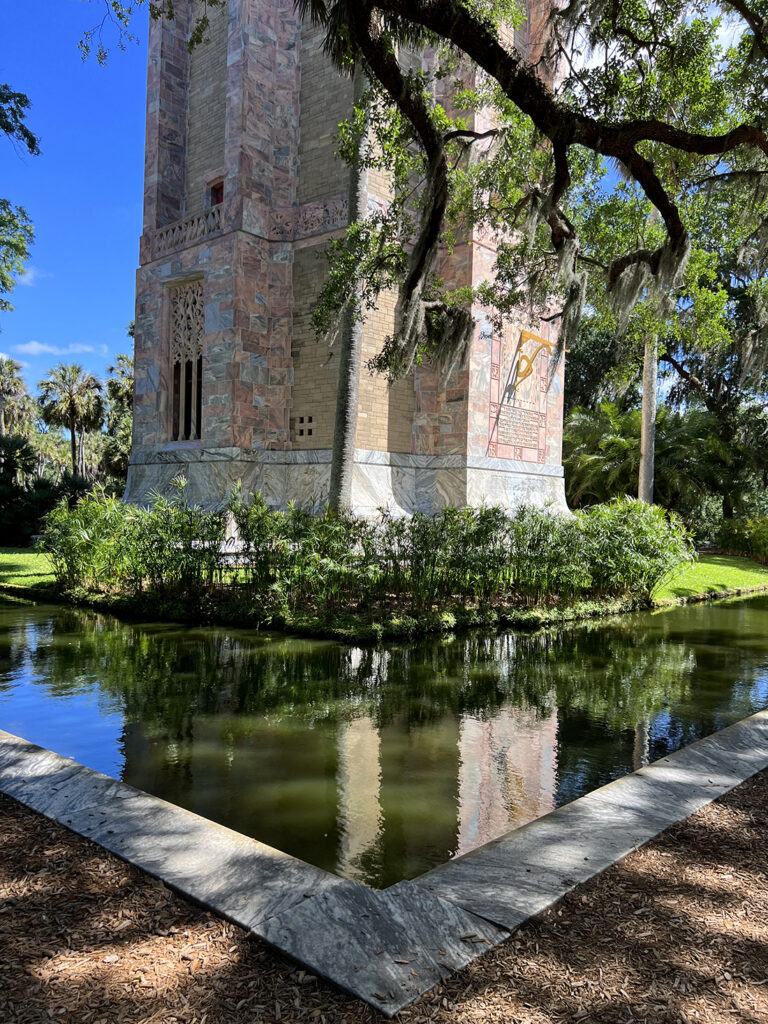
[506,506,590,606]
[42,489,135,593]
[123,485,227,597]
[41,487,693,627]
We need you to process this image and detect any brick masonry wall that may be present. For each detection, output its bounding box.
[292,16,417,456]
[289,16,350,451]
[290,244,339,450]
[297,18,354,205]
[185,0,228,218]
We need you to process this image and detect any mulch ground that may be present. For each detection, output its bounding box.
[1,771,768,1024]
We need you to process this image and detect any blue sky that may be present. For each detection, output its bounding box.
[0,0,148,391]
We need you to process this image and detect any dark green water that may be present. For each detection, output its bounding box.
[1,596,767,888]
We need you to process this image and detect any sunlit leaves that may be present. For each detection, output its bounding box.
[0,201,33,316]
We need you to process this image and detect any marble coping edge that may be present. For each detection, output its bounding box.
[410,708,768,932]
[0,728,344,926]
[0,727,505,1016]
[1,712,768,1014]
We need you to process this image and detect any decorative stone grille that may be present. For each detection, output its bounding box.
[170,281,204,365]
[169,281,204,441]
[152,205,222,259]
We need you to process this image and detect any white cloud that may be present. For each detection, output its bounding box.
[16,266,49,288]
[715,18,744,51]
[14,340,96,357]
[0,351,30,368]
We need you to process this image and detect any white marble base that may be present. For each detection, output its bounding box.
[125,446,569,514]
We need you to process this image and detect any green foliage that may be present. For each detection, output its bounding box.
[0,435,87,546]
[0,199,33,315]
[101,353,134,479]
[0,83,40,156]
[563,401,729,512]
[718,517,768,563]
[294,0,768,379]
[43,480,227,598]
[38,363,104,477]
[78,1,228,62]
[42,490,694,623]
[563,322,636,415]
[581,498,693,599]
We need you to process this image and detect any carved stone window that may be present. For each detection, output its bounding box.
[170,281,204,441]
[209,181,224,207]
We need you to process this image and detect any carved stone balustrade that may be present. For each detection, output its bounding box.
[150,206,223,260]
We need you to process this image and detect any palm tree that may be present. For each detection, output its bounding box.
[0,356,25,437]
[563,401,719,511]
[5,389,36,436]
[38,363,104,476]
[31,427,69,483]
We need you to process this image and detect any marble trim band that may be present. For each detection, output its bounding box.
[130,445,565,478]
[2,709,768,1014]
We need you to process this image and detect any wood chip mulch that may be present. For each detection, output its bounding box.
[1,769,768,1023]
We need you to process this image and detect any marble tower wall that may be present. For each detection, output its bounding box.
[129,1,568,513]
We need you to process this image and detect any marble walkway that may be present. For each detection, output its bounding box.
[1,711,767,1016]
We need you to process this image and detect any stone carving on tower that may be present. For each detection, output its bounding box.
[126,0,568,513]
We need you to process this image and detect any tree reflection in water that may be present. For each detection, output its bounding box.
[1,597,767,887]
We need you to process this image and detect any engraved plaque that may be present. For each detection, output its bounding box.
[498,406,545,447]
[489,329,553,463]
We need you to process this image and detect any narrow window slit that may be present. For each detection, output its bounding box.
[169,281,204,441]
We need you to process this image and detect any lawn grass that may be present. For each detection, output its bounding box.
[0,548,55,591]
[654,553,768,601]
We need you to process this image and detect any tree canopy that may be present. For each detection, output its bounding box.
[0,76,38,317]
[286,0,768,377]
[84,1,768,378]
[38,364,104,477]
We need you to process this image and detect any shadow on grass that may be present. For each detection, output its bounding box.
[0,549,55,589]
[662,554,768,599]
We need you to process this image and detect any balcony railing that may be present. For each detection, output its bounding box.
[151,205,222,259]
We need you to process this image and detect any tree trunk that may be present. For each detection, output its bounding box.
[723,491,735,519]
[638,333,658,504]
[0,397,5,438]
[69,416,77,476]
[78,429,85,478]
[329,75,369,513]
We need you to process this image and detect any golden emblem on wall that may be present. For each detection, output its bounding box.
[508,330,555,395]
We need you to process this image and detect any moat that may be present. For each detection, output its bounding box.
[1,596,767,889]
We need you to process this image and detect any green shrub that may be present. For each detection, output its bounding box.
[41,488,694,624]
[43,479,226,602]
[507,506,591,604]
[718,517,768,562]
[579,497,693,600]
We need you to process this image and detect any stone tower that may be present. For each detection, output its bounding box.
[126,1,568,513]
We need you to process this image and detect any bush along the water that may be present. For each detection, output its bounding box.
[40,486,694,629]
[718,517,768,563]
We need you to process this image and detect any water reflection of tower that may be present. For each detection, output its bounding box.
[457,706,558,856]
[334,698,559,881]
[336,717,382,882]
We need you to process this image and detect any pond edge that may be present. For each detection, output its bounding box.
[2,710,768,1015]
[3,574,768,643]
